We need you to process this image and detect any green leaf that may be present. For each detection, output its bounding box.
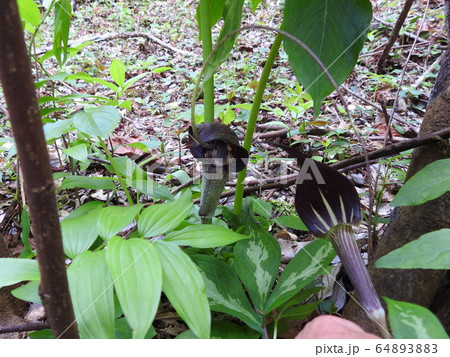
[282,0,372,115]
[61,175,116,190]
[17,0,41,28]
[376,229,450,269]
[0,258,40,289]
[110,59,125,87]
[114,318,156,339]
[11,281,41,304]
[391,159,450,206]
[275,215,309,231]
[61,206,102,258]
[192,254,262,334]
[43,119,74,141]
[68,251,115,339]
[281,302,319,319]
[233,228,280,312]
[265,238,335,313]
[122,72,149,92]
[138,191,192,237]
[106,237,162,339]
[165,224,249,248]
[155,241,210,339]
[251,0,264,12]
[97,204,143,240]
[73,106,121,139]
[111,157,174,200]
[63,143,88,162]
[385,298,449,339]
[53,0,72,66]
[203,0,245,83]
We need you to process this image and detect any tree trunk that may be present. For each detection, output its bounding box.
[342,79,450,337]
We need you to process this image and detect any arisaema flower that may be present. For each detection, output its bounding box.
[188,122,248,223]
[278,143,389,338]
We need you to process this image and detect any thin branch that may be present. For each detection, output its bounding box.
[197,126,450,198]
[36,31,194,57]
[0,322,50,334]
[377,0,416,72]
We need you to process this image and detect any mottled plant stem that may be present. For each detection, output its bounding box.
[198,164,228,223]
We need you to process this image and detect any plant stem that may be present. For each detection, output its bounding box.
[199,0,215,123]
[328,225,391,338]
[233,33,282,215]
[99,139,134,205]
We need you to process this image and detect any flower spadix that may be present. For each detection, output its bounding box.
[277,143,389,338]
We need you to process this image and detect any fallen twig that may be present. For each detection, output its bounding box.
[36,31,194,57]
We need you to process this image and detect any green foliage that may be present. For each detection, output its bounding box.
[282,0,372,115]
[385,298,449,339]
[376,229,450,269]
[390,158,450,206]
[156,241,211,339]
[68,251,115,339]
[53,0,72,66]
[4,0,438,340]
[0,258,40,289]
[106,237,162,339]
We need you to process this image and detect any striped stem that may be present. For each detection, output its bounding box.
[328,224,390,338]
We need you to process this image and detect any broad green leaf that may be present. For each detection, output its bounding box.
[138,191,192,237]
[17,0,41,28]
[203,0,245,83]
[12,281,41,304]
[391,159,450,206]
[65,201,104,220]
[43,119,74,141]
[251,0,264,12]
[275,215,309,231]
[106,237,162,339]
[192,254,262,334]
[63,143,88,162]
[265,238,335,313]
[110,59,125,87]
[376,229,450,269]
[68,251,115,339]
[61,206,102,258]
[165,224,249,248]
[73,106,121,139]
[155,241,210,339]
[0,258,40,289]
[111,157,174,200]
[61,175,116,190]
[97,204,143,240]
[282,0,372,115]
[233,228,280,311]
[385,298,449,339]
[53,0,72,66]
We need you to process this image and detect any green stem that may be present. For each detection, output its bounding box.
[199,0,215,123]
[233,33,282,215]
[99,139,134,205]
